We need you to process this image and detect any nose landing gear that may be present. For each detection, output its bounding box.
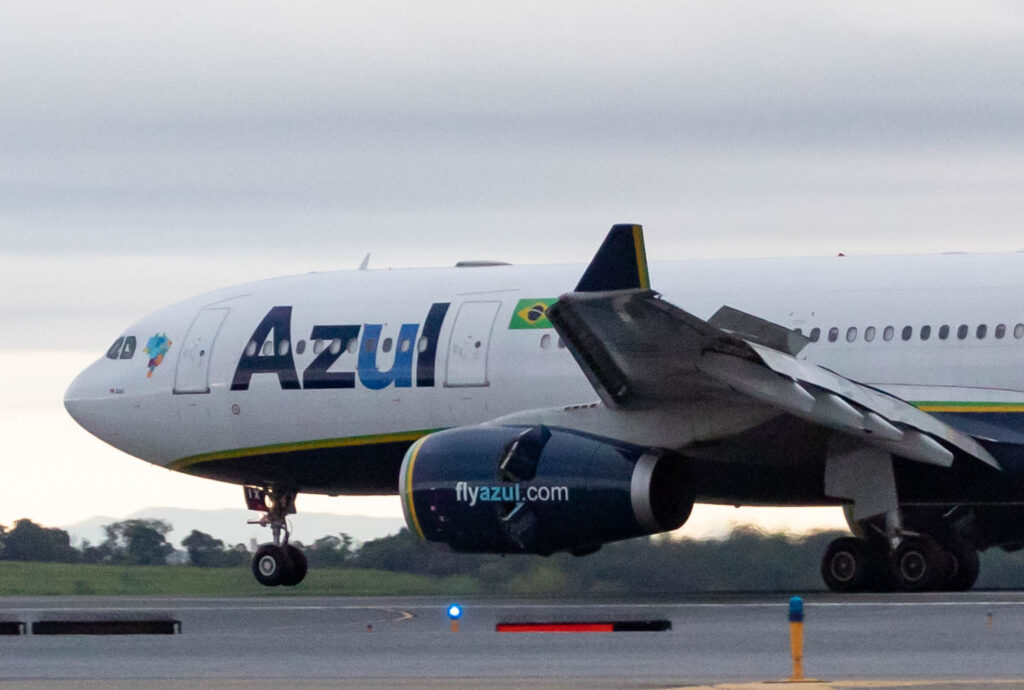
[245,486,308,587]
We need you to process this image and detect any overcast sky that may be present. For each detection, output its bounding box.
[3,1,1024,535]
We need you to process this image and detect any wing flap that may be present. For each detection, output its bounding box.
[707,305,810,356]
[743,342,995,468]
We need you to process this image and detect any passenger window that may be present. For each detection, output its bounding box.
[883,326,894,342]
[329,339,342,355]
[295,340,306,355]
[901,326,913,341]
[793,328,803,336]
[364,338,376,353]
[246,340,258,356]
[262,341,274,356]
[417,337,429,353]
[828,327,839,343]
[977,324,987,339]
[920,325,931,341]
[382,338,393,353]
[1016,324,1024,339]
[313,340,324,355]
[278,340,290,356]
[120,336,137,359]
[557,338,566,349]
[957,324,968,340]
[846,327,857,343]
[864,326,876,342]
[938,325,950,340]
[996,324,1006,339]
[106,337,125,360]
[400,338,411,353]
[348,338,358,354]
[540,334,551,349]
[809,328,820,343]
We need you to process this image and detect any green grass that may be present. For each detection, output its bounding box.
[0,561,481,596]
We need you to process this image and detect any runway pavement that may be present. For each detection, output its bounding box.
[4,592,1024,687]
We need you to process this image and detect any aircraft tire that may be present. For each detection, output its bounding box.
[252,544,291,587]
[821,537,876,592]
[943,541,980,591]
[892,536,950,592]
[280,544,308,586]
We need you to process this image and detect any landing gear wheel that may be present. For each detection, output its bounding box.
[943,541,980,591]
[822,537,878,592]
[892,536,950,592]
[280,544,307,586]
[252,544,291,587]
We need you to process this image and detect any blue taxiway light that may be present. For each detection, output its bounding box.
[447,604,463,620]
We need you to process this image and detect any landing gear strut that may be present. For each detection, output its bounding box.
[245,486,307,587]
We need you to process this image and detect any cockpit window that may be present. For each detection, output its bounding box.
[106,337,125,360]
[120,336,136,359]
[106,335,137,360]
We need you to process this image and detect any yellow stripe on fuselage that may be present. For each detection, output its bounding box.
[403,436,428,539]
[168,429,440,472]
[913,402,1024,413]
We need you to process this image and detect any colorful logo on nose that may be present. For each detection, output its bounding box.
[144,333,172,378]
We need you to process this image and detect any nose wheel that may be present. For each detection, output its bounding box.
[245,486,308,587]
[252,543,308,587]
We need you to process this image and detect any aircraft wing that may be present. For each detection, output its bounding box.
[546,225,999,471]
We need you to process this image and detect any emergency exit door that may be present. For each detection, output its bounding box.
[445,301,501,387]
[174,308,229,394]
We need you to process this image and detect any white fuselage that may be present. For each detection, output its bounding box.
[64,252,1024,496]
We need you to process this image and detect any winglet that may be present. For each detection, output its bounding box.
[574,224,650,292]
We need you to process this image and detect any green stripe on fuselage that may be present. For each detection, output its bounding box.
[168,428,444,471]
[913,401,1024,413]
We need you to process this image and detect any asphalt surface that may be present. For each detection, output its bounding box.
[3,593,1024,687]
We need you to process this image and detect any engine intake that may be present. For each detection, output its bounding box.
[400,425,693,555]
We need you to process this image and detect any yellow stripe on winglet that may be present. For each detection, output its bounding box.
[403,436,428,539]
[631,225,650,290]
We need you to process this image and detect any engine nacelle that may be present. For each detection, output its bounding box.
[399,424,693,555]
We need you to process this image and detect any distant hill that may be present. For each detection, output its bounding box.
[62,507,405,549]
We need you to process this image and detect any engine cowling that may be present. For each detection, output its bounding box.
[399,424,693,555]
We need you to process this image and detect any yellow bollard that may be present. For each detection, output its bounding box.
[789,596,805,682]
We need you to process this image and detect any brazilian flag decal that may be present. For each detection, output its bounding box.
[509,298,556,329]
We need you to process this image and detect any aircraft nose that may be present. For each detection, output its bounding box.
[64,360,118,441]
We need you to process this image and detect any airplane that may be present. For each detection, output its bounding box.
[64,224,1024,592]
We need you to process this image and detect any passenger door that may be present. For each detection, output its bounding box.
[174,308,229,394]
[444,301,501,387]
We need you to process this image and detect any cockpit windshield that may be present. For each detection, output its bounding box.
[105,336,136,360]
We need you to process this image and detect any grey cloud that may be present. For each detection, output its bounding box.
[3,1,1024,266]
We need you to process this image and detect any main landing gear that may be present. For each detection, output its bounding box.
[821,512,980,593]
[245,486,308,587]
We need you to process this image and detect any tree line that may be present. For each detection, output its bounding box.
[5,517,1024,592]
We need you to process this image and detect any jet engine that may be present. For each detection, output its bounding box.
[399,424,693,555]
